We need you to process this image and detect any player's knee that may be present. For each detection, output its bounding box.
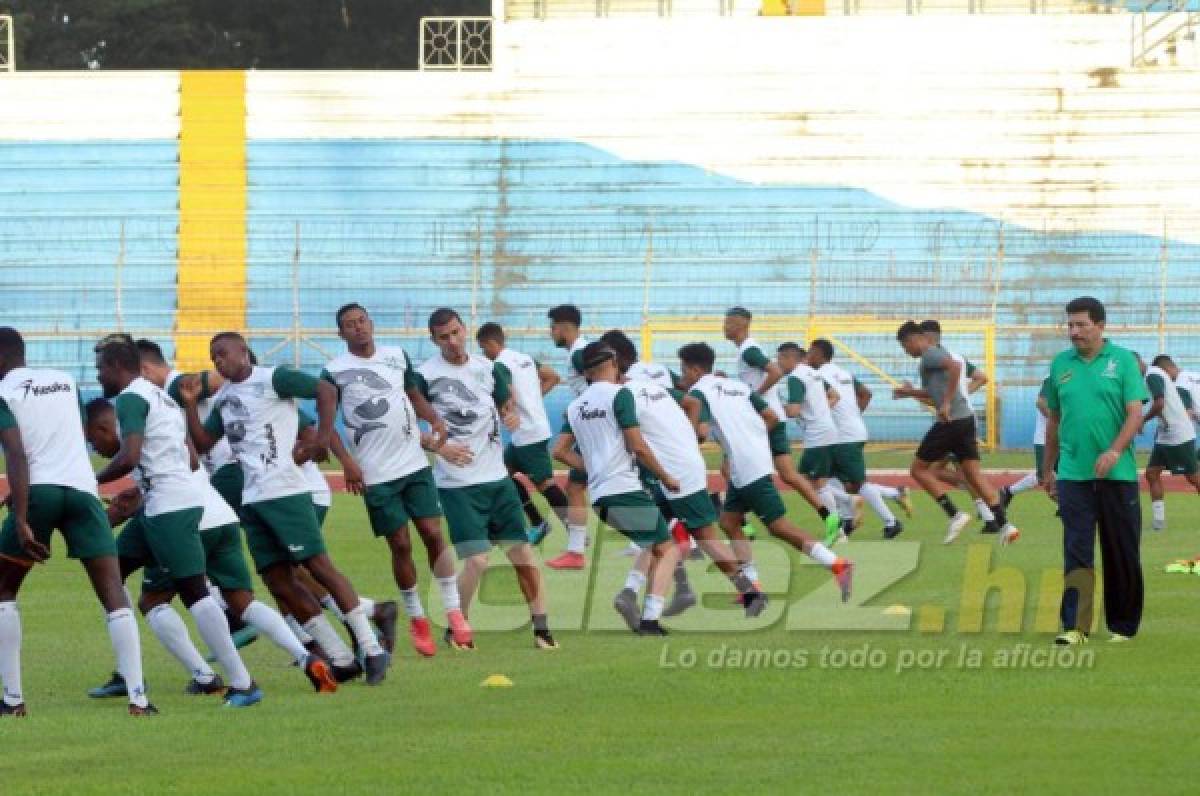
[175,574,210,607]
[137,591,171,615]
[387,530,414,558]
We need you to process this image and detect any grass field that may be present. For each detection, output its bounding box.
[1,487,1197,794]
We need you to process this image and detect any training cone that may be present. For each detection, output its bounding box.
[481,674,514,688]
[883,605,912,616]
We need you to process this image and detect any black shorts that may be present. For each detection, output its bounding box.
[916,417,979,463]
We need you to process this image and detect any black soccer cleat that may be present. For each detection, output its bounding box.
[128,702,159,717]
[534,629,560,649]
[980,520,1000,534]
[332,660,364,684]
[743,590,769,618]
[364,653,389,686]
[883,521,905,540]
[184,674,226,696]
[0,701,27,718]
[637,619,669,636]
[372,600,399,655]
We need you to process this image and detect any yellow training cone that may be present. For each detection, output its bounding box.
[883,605,912,616]
[481,674,514,688]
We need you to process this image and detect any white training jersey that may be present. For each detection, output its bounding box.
[626,361,675,391]
[565,336,590,396]
[786,364,841,449]
[1146,365,1196,446]
[115,378,201,517]
[0,367,97,495]
[302,461,332,507]
[736,337,785,416]
[167,370,234,475]
[565,381,643,500]
[626,378,707,499]
[494,348,552,446]
[322,347,428,486]
[1177,370,1200,420]
[192,469,239,531]
[209,366,311,505]
[417,352,507,489]
[818,362,869,444]
[690,373,774,489]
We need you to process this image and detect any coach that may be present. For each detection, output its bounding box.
[1043,296,1147,645]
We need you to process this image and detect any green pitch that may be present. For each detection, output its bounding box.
[2,489,1196,794]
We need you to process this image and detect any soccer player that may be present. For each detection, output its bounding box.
[321,303,464,657]
[677,342,855,601]
[0,328,153,717]
[597,332,768,628]
[82,399,336,697]
[545,304,591,569]
[999,379,1052,508]
[416,309,557,650]
[723,308,841,541]
[893,322,1018,545]
[181,332,389,684]
[1140,354,1200,530]
[806,339,910,539]
[92,337,262,707]
[475,322,571,548]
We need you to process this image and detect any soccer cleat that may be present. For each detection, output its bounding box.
[851,496,865,530]
[545,551,586,570]
[332,660,364,683]
[943,512,971,544]
[128,703,159,717]
[88,671,129,699]
[743,591,769,618]
[409,617,437,657]
[980,520,1000,535]
[637,619,668,636]
[893,486,914,518]
[364,653,388,686]
[832,558,854,603]
[823,512,842,547]
[1151,516,1166,532]
[534,629,560,649]
[0,701,27,718]
[303,654,338,693]
[184,674,226,696]
[883,521,904,539]
[613,588,641,632]
[1054,630,1088,646]
[223,683,264,708]
[998,485,1014,510]
[372,600,398,655]
[1109,633,1133,644]
[527,521,552,546]
[999,524,1020,546]
[207,627,258,662]
[1164,560,1194,574]
[663,586,697,617]
[447,609,475,650]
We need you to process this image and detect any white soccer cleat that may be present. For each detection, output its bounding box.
[999,524,1020,546]
[1151,517,1166,532]
[943,512,971,545]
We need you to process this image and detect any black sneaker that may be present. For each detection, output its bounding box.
[743,591,769,618]
[662,587,697,618]
[637,619,668,636]
[128,703,159,717]
[372,600,399,655]
[534,629,560,649]
[613,588,641,632]
[883,521,905,540]
[184,674,226,696]
[980,520,1000,534]
[841,518,855,537]
[0,701,27,717]
[331,660,364,684]
[363,653,388,686]
[87,671,129,699]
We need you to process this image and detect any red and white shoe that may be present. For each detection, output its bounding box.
[409,617,436,657]
[446,609,475,650]
[545,551,586,570]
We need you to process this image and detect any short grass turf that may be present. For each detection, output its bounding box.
[1,488,1197,795]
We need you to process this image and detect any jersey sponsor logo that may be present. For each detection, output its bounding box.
[575,400,608,421]
[1102,360,1118,379]
[287,544,305,553]
[262,422,279,468]
[1057,370,1073,385]
[17,379,72,399]
[333,368,396,444]
[636,387,668,404]
[714,384,749,399]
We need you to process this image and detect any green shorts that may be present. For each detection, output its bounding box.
[723,476,788,525]
[568,467,588,486]
[116,506,207,583]
[439,478,528,557]
[768,424,791,457]
[798,445,835,480]
[240,493,326,572]
[0,485,115,563]
[593,490,671,548]
[142,522,254,594]
[363,467,442,538]
[831,441,867,485]
[504,441,554,486]
[1034,444,1045,481]
[667,489,719,532]
[1149,441,1199,475]
[313,503,329,530]
[209,463,244,513]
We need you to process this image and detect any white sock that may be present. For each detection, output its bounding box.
[0,602,23,707]
[623,569,647,593]
[860,483,897,526]
[302,615,355,667]
[834,491,854,518]
[106,607,148,708]
[818,486,840,516]
[876,484,900,499]
[242,600,308,665]
[1153,499,1166,523]
[400,587,425,619]
[285,614,314,644]
[207,582,228,610]
[319,594,345,622]
[827,479,850,499]
[145,603,215,683]
[808,542,838,569]
[189,596,252,690]
[739,562,760,584]
[437,575,461,613]
[1009,472,1039,495]
[344,605,384,657]
[642,594,665,621]
[358,596,376,617]
[974,498,994,522]
[566,524,588,554]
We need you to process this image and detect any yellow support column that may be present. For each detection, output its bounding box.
[176,71,246,370]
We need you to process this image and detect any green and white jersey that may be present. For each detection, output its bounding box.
[627,362,676,391]
[296,409,333,507]
[736,337,785,417]
[204,366,317,505]
[166,370,235,475]
[689,373,774,489]
[784,364,840,449]
[1177,370,1200,420]
[0,367,97,496]
[626,378,706,499]
[114,377,201,517]
[494,347,552,446]
[1146,365,1196,446]
[817,362,868,444]
[416,352,511,489]
[565,336,590,396]
[564,381,642,500]
[191,469,239,531]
